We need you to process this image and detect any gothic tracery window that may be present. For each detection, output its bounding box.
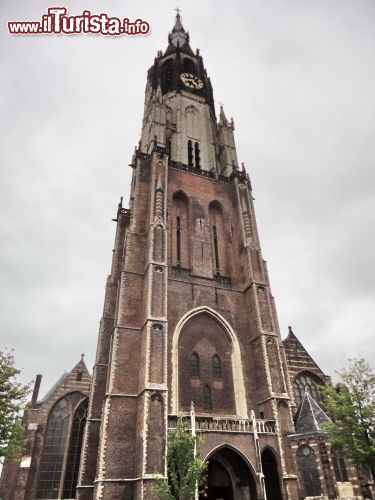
[36,393,88,499]
[297,445,322,497]
[293,371,322,406]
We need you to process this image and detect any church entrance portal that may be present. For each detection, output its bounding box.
[261,449,282,500]
[200,447,258,500]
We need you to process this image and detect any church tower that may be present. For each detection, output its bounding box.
[77,14,299,500]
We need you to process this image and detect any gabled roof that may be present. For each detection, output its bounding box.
[283,326,328,380]
[39,355,91,403]
[294,393,331,434]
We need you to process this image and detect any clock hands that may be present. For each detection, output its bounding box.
[180,73,203,89]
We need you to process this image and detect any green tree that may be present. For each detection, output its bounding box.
[321,358,375,480]
[157,419,207,500]
[0,348,30,460]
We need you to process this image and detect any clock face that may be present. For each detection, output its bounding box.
[180,73,204,89]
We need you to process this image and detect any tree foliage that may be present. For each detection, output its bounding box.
[0,348,30,460]
[157,419,207,500]
[321,358,375,479]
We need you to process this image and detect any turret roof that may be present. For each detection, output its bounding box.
[294,393,331,434]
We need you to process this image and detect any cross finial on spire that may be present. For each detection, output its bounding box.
[175,6,182,18]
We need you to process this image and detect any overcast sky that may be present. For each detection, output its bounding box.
[1,0,374,397]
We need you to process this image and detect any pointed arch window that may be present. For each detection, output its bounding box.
[172,191,189,268]
[212,355,222,379]
[297,445,322,497]
[183,58,195,74]
[36,393,87,499]
[331,445,348,482]
[190,353,200,378]
[209,201,225,274]
[163,59,174,88]
[203,385,212,411]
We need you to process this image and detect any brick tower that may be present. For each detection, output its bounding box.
[77,14,299,500]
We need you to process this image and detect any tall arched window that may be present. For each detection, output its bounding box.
[209,201,227,275]
[212,355,222,379]
[172,191,189,268]
[183,58,195,74]
[36,393,87,499]
[190,353,200,378]
[293,372,322,406]
[203,385,212,411]
[162,59,174,88]
[63,399,88,497]
[331,445,348,482]
[297,445,322,497]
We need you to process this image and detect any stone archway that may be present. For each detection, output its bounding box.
[201,447,258,500]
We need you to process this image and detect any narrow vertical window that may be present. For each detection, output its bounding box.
[297,446,322,497]
[212,355,222,379]
[213,225,220,270]
[176,216,181,263]
[172,192,189,268]
[166,139,171,164]
[62,399,88,498]
[188,140,193,167]
[332,445,348,482]
[163,59,174,88]
[194,142,200,168]
[190,353,200,378]
[203,385,212,411]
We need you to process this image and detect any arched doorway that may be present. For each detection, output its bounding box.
[200,447,258,500]
[261,449,282,500]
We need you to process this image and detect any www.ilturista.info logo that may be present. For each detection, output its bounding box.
[8,7,150,36]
